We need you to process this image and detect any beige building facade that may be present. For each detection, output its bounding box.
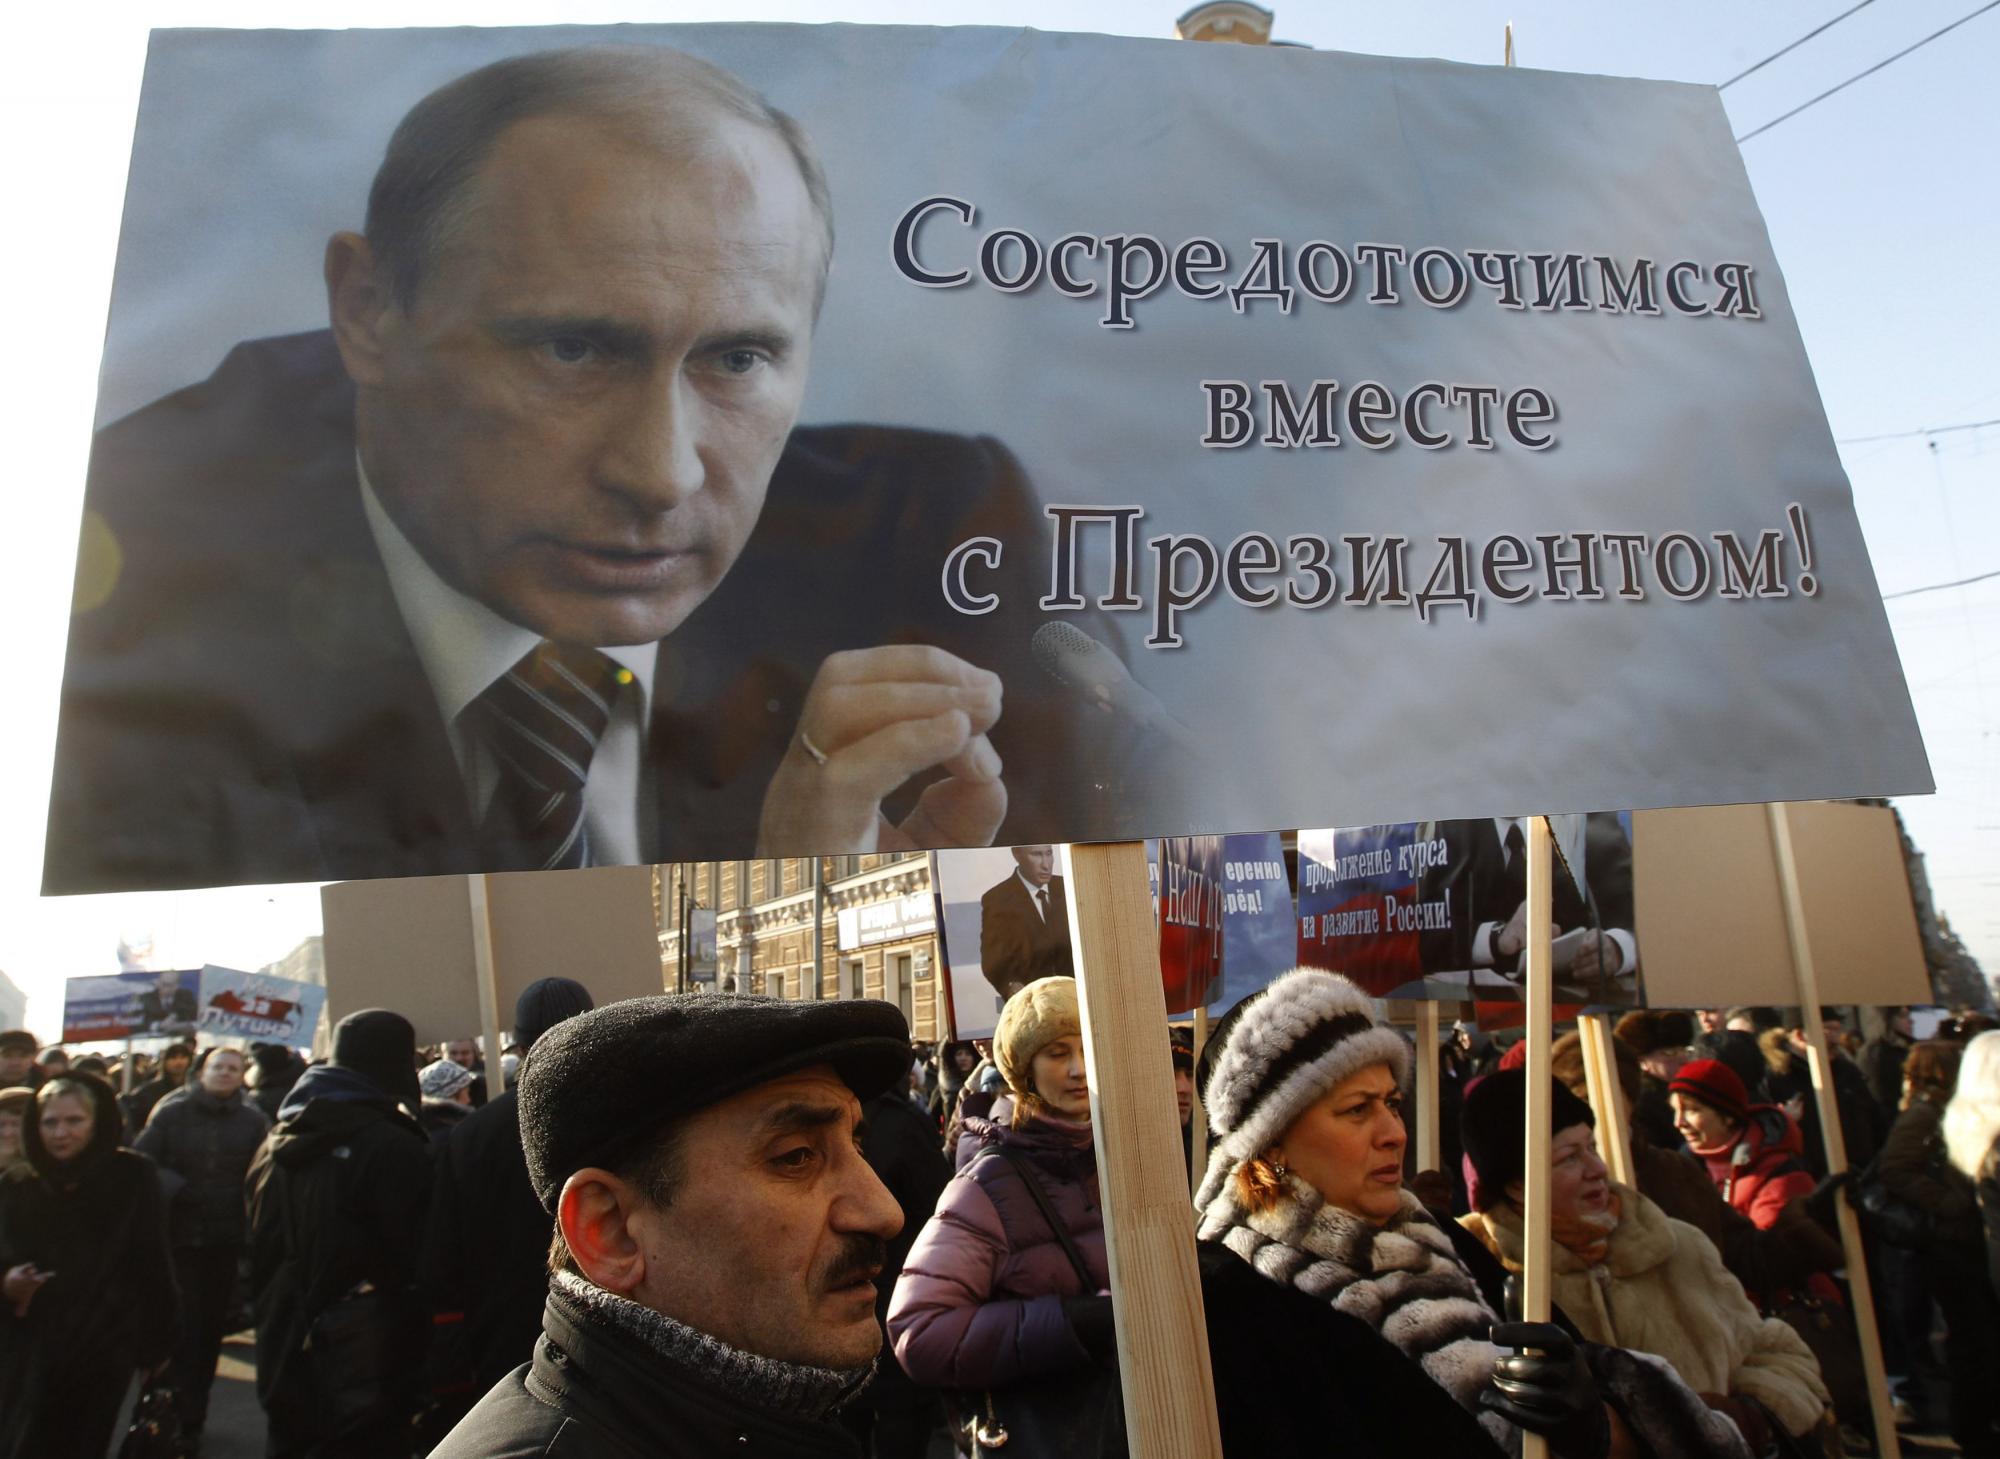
[654,853,951,1040]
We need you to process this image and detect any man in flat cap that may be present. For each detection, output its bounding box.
[431,993,911,1457]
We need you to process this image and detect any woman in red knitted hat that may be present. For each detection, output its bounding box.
[1669,1058,1821,1245]
[1668,1055,1868,1438]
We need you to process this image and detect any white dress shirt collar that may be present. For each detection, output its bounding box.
[356,458,657,742]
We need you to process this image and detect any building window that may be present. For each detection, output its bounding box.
[766,969,788,1000]
[893,952,915,1022]
[843,959,864,1001]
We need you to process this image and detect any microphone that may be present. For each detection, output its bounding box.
[1030,621,1203,756]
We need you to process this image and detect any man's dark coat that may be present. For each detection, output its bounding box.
[132,1082,270,1247]
[246,1083,433,1454]
[1416,813,1636,993]
[978,872,1072,999]
[48,331,1145,892]
[429,1286,862,1459]
[420,1088,556,1403]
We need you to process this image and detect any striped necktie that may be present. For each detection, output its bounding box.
[465,641,625,871]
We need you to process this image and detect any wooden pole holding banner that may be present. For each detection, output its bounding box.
[1520,815,1556,1459]
[465,874,508,1104]
[1766,803,1901,1459]
[1065,841,1223,1459]
[1416,1000,1442,1173]
[1576,1013,1636,1189]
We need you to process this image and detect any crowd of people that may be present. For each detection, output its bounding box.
[0,985,1995,1459]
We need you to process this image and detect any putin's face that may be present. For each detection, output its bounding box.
[343,112,822,646]
[1012,845,1056,888]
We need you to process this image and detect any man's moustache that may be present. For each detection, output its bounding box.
[820,1234,890,1292]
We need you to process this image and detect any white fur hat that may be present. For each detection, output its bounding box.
[1197,969,1409,1205]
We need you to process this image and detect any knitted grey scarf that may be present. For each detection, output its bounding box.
[552,1271,876,1421]
[1196,1179,1514,1449]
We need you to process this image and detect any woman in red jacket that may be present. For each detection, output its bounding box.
[1669,1059,1820,1238]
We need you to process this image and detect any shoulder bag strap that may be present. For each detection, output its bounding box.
[994,1143,1096,1293]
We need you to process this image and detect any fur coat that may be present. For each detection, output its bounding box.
[1460,1181,1830,1438]
[1197,1176,1751,1459]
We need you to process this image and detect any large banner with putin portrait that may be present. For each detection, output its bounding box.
[46,24,1929,894]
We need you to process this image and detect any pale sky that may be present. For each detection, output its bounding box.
[3,0,1993,1039]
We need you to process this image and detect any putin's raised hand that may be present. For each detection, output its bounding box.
[757,645,1008,855]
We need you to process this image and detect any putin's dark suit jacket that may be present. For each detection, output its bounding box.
[1414,814,1636,993]
[46,331,1150,892]
[978,872,1072,999]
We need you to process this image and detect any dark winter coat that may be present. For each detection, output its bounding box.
[1198,1241,1507,1458]
[1879,1095,1982,1251]
[0,1075,178,1459]
[246,1064,433,1452]
[429,1278,864,1459]
[889,1112,1106,1389]
[421,1087,559,1399]
[859,1087,951,1330]
[121,1069,186,1131]
[133,1081,270,1247]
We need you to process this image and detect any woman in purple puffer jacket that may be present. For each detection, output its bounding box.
[887,977,1119,1405]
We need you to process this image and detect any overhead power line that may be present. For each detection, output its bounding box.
[1735,0,2000,142]
[1838,417,2000,445]
[1884,567,2000,601]
[1718,0,1880,90]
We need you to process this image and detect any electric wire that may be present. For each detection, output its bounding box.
[1838,418,2000,445]
[1735,0,2000,142]
[1718,0,1880,89]
[1884,568,2000,602]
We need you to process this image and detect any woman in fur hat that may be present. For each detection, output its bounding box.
[1196,968,1755,1459]
[888,978,1125,1453]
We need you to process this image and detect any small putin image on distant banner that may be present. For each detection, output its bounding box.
[934,844,1075,1040]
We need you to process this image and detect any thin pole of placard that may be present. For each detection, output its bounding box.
[1576,1014,1636,1189]
[1065,841,1223,1459]
[1416,1000,1442,1172]
[1189,1004,1211,1203]
[123,1037,136,1094]
[466,874,507,1104]
[1766,803,1901,1459]
[1520,815,1556,1459]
